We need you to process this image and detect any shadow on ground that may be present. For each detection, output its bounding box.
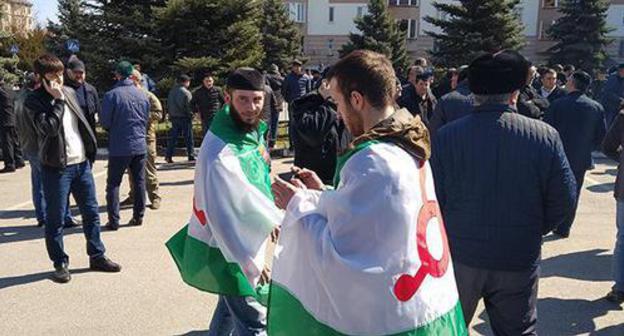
[541,248,612,282]
[176,331,208,336]
[473,298,622,335]
[587,183,616,193]
[0,268,91,290]
[160,179,194,187]
[157,162,196,171]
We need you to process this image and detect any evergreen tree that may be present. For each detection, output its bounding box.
[260,0,302,71]
[156,0,264,79]
[45,0,90,60]
[546,0,613,72]
[340,0,410,74]
[424,0,525,67]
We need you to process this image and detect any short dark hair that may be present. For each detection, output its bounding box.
[414,57,428,67]
[571,71,591,92]
[33,54,64,76]
[543,68,557,77]
[326,50,397,109]
[563,64,576,72]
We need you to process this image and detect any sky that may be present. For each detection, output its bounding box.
[32,0,59,26]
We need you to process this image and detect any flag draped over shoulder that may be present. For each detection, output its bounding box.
[268,142,466,335]
[166,105,283,298]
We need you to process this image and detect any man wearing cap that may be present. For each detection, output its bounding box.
[600,64,624,126]
[191,72,224,137]
[431,50,577,334]
[65,56,100,132]
[398,65,437,125]
[100,61,150,230]
[166,74,195,163]
[545,71,606,238]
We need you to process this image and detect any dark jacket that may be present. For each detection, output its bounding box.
[167,84,193,118]
[599,74,624,125]
[429,81,473,138]
[602,111,624,200]
[25,86,97,168]
[544,92,606,175]
[518,85,550,120]
[15,89,38,156]
[542,86,567,104]
[0,85,15,127]
[262,85,279,126]
[282,72,311,104]
[266,73,285,109]
[191,85,224,122]
[65,78,100,131]
[431,104,577,271]
[397,84,437,125]
[100,79,150,156]
[291,92,341,184]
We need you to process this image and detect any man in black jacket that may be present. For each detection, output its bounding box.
[266,65,284,149]
[545,71,607,238]
[539,68,567,103]
[191,72,224,137]
[64,57,100,132]
[0,79,24,172]
[429,67,472,137]
[431,50,577,334]
[517,66,550,119]
[25,54,121,283]
[398,66,437,125]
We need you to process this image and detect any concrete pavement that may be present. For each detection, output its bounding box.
[1,153,623,335]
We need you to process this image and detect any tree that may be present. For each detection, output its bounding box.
[340,0,410,74]
[260,0,302,71]
[45,0,91,60]
[156,0,264,80]
[546,0,613,72]
[424,0,525,67]
[15,26,48,72]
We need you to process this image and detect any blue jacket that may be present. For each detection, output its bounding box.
[544,91,606,175]
[429,81,473,138]
[431,104,577,271]
[100,79,150,156]
[282,72,311,104]
[599,74,624,125]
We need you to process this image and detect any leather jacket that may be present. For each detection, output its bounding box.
[25,86,97,169]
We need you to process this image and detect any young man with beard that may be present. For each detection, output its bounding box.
[167,68,282,336]
[64,57,100,132]
[269,50,465,335]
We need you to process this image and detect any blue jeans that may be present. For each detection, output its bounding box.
[208,295,266,336]
[615,201,624,291]
[26,154,72,225]
[106,155,146,226]
[42,161,106,267]
[166,117,194,158]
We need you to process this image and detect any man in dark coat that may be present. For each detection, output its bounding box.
[431,50,577,334]
[191,72,224,136]
[64,57,100,132]
[544,71,607,238]
[600,64,624,126]
[398,66,437,125]
[517,66,550,119]
[0,80,24,173]
[429,67,473,137]
[266,65,284,149]
[539,68,567,103]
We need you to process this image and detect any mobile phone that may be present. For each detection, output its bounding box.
[278,172,295,181]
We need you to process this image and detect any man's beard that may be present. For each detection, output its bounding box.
[230,104,261,133]
[341,101,364,137]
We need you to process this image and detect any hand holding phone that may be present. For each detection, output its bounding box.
[43,78,64,100]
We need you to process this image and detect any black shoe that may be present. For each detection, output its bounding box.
[90,256,121,273]
[165,157,174,164]
[188,156,196,162]
[0,166,16,173]
[553,230,569,239]
[128,217,143,226]
[105,222,119,231]
[120,197,134,207]
[37,220,45,227]
[51,264,71,283]
[16,162,25,169]
[63,218,81,228]
[605,289,624,305]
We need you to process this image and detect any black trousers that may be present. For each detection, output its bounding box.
[0,126,23,169]
[454,262,539,336]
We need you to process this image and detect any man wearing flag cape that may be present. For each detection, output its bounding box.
[270,50,466,335]
[166,68,282,336]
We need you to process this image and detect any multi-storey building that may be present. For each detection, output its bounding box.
[0,0,34,35]
[286,0,624,68]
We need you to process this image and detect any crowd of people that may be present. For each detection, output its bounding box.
[2,46,624,335]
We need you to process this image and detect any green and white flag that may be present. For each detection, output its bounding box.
[268,142,466,335]
[166,105,282,298]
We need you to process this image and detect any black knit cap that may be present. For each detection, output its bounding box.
[468,50,531,95]
[227,67,265,91]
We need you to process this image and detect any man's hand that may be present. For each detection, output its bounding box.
[259,266,271,286]
[271,176,302,209]
[43,79,64,100]
[270,226,281,243]
[292,166,325,191]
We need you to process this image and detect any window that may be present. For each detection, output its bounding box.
[539,20,556,40]
[514,6,523,21]
[357,6,367,18]
[329,6,334,23]
[389,0,418,7]
[401,19,418,39]
[287,2,305,23]
[437,9,448,21]
[543,0,558,8]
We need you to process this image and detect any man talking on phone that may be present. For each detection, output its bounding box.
[25,54,121,283]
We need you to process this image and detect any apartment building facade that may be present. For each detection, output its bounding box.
[286,0,624,68]
[0,0,33,35]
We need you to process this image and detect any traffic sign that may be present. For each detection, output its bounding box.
[65,39,80,53]
[9,45,19,55]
